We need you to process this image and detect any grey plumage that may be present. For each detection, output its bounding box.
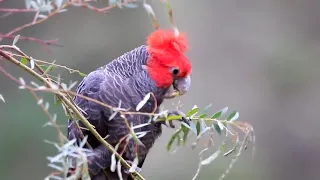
[68,45,168,179]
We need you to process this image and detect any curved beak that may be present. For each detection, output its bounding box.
[164,75,191,99]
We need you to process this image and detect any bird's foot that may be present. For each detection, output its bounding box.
[162,110,190,128]
[124,160,142,174]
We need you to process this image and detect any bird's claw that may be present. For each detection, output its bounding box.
[166,110,190,128]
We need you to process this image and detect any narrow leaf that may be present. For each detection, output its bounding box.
[199,113,207,118]
[79,135,88,148]
[0,94,5,102]
[136,93,151,111]
[110,153,116,172]
[68,81,78,90]
[167,129,182,151]
[136,131,149,138]
[30,58,35,69]
[43,61,56,74]
[202,103,212,113]
[47,153,64,163]
[47,163,64,172]
[176,133,181,146]
[132,123,150,130]
[186,107,199,117]
[217,121,224,131]
[196,121,201,135]
[214,124,221,135]
[109,111,118,121]
[13,35,20,45]
[227,111,239,121]
[211,107,228,119]
[117,160,123,180]
[61,83,68,90]
[79,72,87,77]
[211,111,221,119]
[58,9,67,13]
[166,115,182,121]
[55,0,64,9]
[129,156,139,173]
[38,14,48,19]
[129,125,145,147]
[143,3,155,17]
[200,149,221,165]
[62,138,76,149]
[19,77,26,86]
[181,125,190,145]
[30,81,39,87]
[221,106,229,115]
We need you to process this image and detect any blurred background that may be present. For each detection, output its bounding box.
[1,0,320,179]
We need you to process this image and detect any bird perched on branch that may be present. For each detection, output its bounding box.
[67,28,192,180]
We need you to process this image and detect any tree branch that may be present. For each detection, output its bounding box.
[0,48,145,180]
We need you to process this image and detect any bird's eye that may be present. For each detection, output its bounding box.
[171,67,180,76]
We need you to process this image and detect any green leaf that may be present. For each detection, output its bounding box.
[182,132,189,145]
[211,111,221,119]
[38,64,48,71]
[131,131,144,147]
[167,129,182,151]
[214,124,221,135]
[227,111,239,121]
[20,57,28,65]
[181,124,190,145]
[42,64,56,74]
[211,107,228,119]
[186,107,199,117]
[166,115,182,121]
[79,72,87,77]
[176,133,181,146]
[199,113,207,118]
[55,98,62,106]
[196,121,201,135]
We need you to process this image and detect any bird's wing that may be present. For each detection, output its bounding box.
[67,45,163,179]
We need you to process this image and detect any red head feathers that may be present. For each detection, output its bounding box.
[146,29,192,88]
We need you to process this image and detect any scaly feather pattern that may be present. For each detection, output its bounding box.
[68,45,167,180]
[68,29,192,180]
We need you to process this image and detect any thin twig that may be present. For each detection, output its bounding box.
[0,34,61,52]
[0,65,67,145]
[3,0,137,37]
[9,53,85,76]
[0,8,38,12]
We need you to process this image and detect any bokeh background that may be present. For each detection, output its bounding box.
[1,0,320,180]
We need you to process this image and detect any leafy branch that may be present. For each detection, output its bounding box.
[0,1,256,180]
[0,43,147,179]
[0,42,255,179]
[0,0,137,52]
